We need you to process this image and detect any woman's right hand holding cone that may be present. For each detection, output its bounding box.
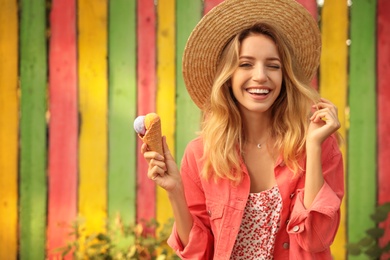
[141,136,182,192]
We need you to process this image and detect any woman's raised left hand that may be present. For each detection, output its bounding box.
[307,98,341,145]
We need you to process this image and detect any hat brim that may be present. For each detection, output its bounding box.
[183,0,321,110]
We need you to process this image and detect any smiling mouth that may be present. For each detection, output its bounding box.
[247,88,270,95]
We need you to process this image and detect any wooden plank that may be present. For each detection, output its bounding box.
[203,0,224,14]
[377,0,390,254]
[157,0,175,230]
[176,1,202,163]
[296,0,318,20]
[348,1,377,259]
[46,0,78,258]
[136,0,157,224]
[108,0,137,224]
[19,0,48,258]
[0,0,18,258]
[78,0,107,235]
[319,0,348,258]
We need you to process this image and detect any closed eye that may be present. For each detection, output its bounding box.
[238,63,252,68]
[267,64,281,69]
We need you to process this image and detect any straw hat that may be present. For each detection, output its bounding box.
[182,0,321,110]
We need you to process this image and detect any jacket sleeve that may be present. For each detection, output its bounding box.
[167,141,214,259]
[286,135,344,253]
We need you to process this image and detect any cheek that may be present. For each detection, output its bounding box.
[230,75,241,96]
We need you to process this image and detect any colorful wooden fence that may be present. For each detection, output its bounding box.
[0,0,389,259]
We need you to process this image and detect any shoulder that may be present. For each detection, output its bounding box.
[183,136,204,157]
[181,136,204,169]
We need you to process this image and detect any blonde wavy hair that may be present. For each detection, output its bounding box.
[200,23,322,183]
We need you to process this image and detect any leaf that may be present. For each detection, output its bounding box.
[156,255,167,260]
[90,243,104,249]
[61,246,72,257]
[366,227,385,239]
[377,202,390,212]
[135,224,144,237]
[346,243,362,256]
[96,233,111,242]
[128,245,137,257]
[383,241,390,253]
[364,244,382,258]
[371,209,389,223]
[358,236,374,247]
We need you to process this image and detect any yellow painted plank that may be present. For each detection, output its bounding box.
[157,0,175,230]
[320,0,348,258]
[0,0,18,258]
[78,0,108,235]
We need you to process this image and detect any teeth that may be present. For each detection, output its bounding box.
[248,88,270,94]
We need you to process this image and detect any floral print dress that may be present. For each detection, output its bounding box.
[230,186,283,260]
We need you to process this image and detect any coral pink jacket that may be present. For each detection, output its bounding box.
[168,135,344,260]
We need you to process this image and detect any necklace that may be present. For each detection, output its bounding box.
[245,139,267,149]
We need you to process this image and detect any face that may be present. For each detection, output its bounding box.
[231,34,283,117]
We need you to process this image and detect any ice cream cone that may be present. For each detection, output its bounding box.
[138,113,163,155]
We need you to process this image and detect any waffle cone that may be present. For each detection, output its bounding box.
[139,116,163,155]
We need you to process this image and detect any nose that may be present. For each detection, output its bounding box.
[253,65,268,82]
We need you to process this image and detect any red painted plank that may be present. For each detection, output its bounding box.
[296,0,318,20]
[203,0,224,14]
[137,0,157,224]
[46,0,78,258]
[377,0,390,255]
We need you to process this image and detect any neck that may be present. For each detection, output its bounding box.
[242,112,271,143]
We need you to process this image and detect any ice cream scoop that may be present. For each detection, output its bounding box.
[134,113,163,155]
[133,115,146,135]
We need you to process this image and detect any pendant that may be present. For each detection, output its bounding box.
[257,143,262,149]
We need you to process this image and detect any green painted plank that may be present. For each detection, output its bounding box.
[108,0,137,224]
[175,0,202,164]
[347,0,377,259]
[19,0,47,259]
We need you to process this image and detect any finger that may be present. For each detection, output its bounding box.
[148,165,166,180]
[311,111,340,129]
[311,105,338,119]
[162,136,175,160]
[141,142,148,154]
[312,102,337,114]
[310,110,335,123]
[149,158,167,171]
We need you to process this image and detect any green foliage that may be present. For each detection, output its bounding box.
[55,215,180,260]
[346,202,390,258]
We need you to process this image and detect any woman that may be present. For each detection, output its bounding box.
[142,0,344,259]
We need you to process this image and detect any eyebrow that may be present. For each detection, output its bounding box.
[239,55,281,62]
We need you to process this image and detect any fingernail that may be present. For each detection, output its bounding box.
[157,154,164,160]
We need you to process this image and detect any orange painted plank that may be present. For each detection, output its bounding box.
[46,0,78,258]
[0,0,18,258]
